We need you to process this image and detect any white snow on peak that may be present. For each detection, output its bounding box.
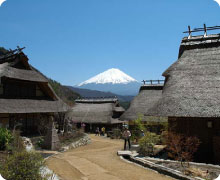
[78,68,137,86]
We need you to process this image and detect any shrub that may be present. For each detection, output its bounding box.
[7,130,25,152]
[59,130,84,146]
[166,132,200,167]
[0,151,46,180]
[131,114,146,142]
[144,120,168,134]
[111,128,122,139]
[0,128,13,150]
[139,132,160,156]
[37,137,45,148]
[160,130,168,145]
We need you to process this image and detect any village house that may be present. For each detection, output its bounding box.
[66,97,125,132]
[120,80,167,133]
[0,48,69,145]
[148,25,220,163]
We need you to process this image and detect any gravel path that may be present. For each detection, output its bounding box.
[46,135,173,180]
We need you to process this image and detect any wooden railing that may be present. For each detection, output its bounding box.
[142,80,164,85]
[183,24,220,38]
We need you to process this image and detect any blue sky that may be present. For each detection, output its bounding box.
[0,0,220,85]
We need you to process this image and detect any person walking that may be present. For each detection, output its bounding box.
[123,128,131,150]
[101,127,105,136]
[95,127,100,136]
[140,130,145,137]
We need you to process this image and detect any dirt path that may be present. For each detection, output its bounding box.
[46,135,173,180]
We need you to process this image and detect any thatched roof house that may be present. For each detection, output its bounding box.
[148,26,220,163]
[66,97,125,131]
[149,34,220,118]
[120,81,164,122]
[0,48,68,137]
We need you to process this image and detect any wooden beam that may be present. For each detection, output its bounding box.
[204,24,207,37]
[188,26,192,39]
[183,25,220,34]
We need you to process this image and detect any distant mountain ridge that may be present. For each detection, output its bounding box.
[49,79,80,106]
[78,68,141,95]
[66,86,134,102]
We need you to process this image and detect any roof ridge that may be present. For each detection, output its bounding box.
[0,47,25,62]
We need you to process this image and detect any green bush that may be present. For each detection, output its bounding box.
[7,130,25,153]
[139,132,160,156]
[36,137,44,148]
[112,128,122,139]
[0,128,13,150]
[130,114,146,142]
[0,151,46,180]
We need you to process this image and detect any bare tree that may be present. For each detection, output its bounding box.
[166,132,200,167]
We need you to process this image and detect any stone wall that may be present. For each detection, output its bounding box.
[61,134,91,151]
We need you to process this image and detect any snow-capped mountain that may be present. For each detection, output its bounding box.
[79,68,137,86]
[77,68,141,96]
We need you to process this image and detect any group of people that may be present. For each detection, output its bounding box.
[95,127,105,136]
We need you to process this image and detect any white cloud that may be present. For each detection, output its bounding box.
[0,0,6,7]
[214,0,220,6]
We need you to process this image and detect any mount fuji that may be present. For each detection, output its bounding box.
[77,68,141,95]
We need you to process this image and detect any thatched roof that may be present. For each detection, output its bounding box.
[0,63,48,82]
[75,97,118,103]
[110,118,124,124]
[0,48,69,113]
[0,99,68,113]
[113,106,125,112]
[66,98,125,124]
[148,34,220,118]
[0,49,48,83]
[120,84,163,121]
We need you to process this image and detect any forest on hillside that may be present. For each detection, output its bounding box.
[49,79,80,106]
[0,47,8,55]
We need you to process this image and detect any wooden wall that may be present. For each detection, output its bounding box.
[9,113,51,136]
[213,136,220,163]
[0,114,9,128]
[169,117,220,164]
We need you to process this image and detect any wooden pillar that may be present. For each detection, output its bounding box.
[204,24,207,37]
[43,115,60,150]
[188,26,192,39]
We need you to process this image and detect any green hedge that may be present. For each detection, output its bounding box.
[0,128,13,150]
[0,151,46,180]
[139,132,160,156]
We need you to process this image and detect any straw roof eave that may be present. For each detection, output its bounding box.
[120,85,163,121]
[0,63,48,83]
[66,102,124,124]
[0,99,69,114]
